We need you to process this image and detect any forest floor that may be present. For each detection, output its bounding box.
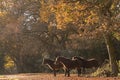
[0,73,120,80]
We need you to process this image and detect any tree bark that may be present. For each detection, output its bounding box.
[104,33,119,76]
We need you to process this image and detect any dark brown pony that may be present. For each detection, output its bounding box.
[55,56,82,77]
[72,56,99,73]
[42,58,63,76]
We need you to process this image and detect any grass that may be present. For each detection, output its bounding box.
[0,60,119,80]
[92,60,120,77]
[91,63,111,77]
[1,73,120,80]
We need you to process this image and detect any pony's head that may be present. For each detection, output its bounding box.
[55,56,64,64]
[42,58,50,65]
[72,56,78,60]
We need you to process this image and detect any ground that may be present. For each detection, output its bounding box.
[0,73,120,80]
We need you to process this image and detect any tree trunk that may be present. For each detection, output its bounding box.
[104,33,119,76]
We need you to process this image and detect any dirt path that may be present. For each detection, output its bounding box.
[0,73,120,80]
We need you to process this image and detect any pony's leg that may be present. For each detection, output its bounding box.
[64,69,67,76]
[83,68,86,74]
[68,69,70,77]
[77,68,81,77]
[53,70,56,77]
[65,69,69,77]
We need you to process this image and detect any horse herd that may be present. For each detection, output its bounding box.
[42,56,100,77]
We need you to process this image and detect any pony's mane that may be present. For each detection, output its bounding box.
[43,58,54,63]
[79,56,85,59]
[87,58,95,61]
[57,56,72,61]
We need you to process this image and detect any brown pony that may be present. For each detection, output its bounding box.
[72,56,99,73]
[55,56,82,77]
[42,58,63,76]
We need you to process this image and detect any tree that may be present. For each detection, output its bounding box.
[0,0,45,73]
[0,0,119,74]
[40,0,120,76]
